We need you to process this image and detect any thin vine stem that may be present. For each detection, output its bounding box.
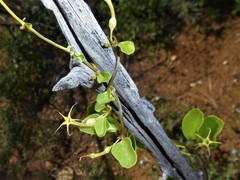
[104,0,115,18]
[106,57,125,137]
[113,91,124,137]
[0,0,70,54]
[28,26,70,53]
[0,0,99,73]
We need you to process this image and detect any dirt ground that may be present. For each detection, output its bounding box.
[1,18,240,180]
[130,19,240,153]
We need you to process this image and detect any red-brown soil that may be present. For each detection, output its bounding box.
[130,19,240,153]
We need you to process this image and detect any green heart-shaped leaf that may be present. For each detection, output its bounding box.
[118,41,135,55]
[97,72,111,84]
[79,125,95,135]
[96,88,115,105]
[94,88,115,113]
[106,121,118,133]
[94,116,107,137]
[106,115,118,133]
[182,108,204,140]
[111,137,137,168]
[94,101,106,112]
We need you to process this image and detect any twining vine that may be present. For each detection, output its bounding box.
[0,0,224,170]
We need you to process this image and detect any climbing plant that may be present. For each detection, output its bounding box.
[0,0,224,171]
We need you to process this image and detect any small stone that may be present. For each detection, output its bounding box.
[190,83,196,87]
[222,60,228,65]
[9,155,18,165]
[170,55,177,61]
[230,149,238,155]
[152,96,160,102]
[44,161,53,170]
[197,80,202,85]
[235,107,240,113]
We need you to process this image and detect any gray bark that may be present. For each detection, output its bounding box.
[40,0,202,179]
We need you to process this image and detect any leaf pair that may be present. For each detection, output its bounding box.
[182,108,224,153]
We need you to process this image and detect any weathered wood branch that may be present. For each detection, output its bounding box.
[40,0,202,179]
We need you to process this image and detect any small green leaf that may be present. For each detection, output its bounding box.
[111,137,137,168]
[182,108,204,140]
[94,101,106,112]
[197,115,224,148]
[106,121,118,133]
[94,116,107,137]
[106,115,118,133]
[96,88,115,105]
[79,125,95,135]
[118,41,135,55]
[73,53,84,62]
[97,72,111,84]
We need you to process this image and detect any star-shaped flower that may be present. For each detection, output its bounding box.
[195,128,221,156]
[55,103,86,136]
